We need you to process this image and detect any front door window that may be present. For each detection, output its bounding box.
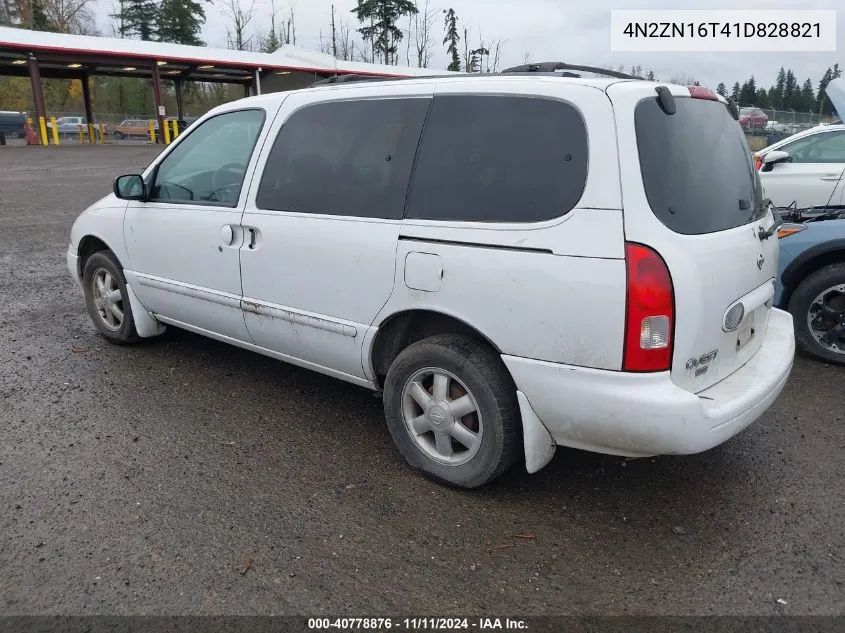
[149,109,266,207]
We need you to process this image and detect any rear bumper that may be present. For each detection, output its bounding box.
[503,308,795,457]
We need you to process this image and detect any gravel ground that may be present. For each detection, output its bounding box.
[0,146,843,617]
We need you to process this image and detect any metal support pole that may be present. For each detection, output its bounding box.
[174,79,184,121]
[254,67,262,95]
[81,74,95,144]
[27,54,47,145]
[151,63,166,144]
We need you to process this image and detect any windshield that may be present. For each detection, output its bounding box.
[636,96,765,235]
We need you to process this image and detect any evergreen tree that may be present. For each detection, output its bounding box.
[716,82,727,97]
[645,70,655,81]
[783,69,798,109]
[739,77,757,105]
[771,67,786,109]
[730,81,741,103]
[817,67,834,114]
[158,0,206,46]
[442,8,460,71]
[755,87,769,108]
[352,0,418,65]
[262,26,282,53]
[799,78,814,112]
[113,0,160,40]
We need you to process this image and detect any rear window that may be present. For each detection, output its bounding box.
[636,97,765,235]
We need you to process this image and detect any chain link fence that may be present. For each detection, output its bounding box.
[739,106,839,151]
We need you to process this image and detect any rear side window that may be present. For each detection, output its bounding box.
[636,97,764,235]
[256,98,430,220]
[405,95,588,223]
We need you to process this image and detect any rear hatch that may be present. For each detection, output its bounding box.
[608,82,780,393]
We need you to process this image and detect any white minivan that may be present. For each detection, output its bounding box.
[67,67,796,488]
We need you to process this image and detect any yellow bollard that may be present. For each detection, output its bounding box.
[50,116,59,145]
[78,124,84,144]
[87,123,95,144]
[26,117,32,128]
[162,119,171,145]
[38,116,48,146]
[99,123,105,144]
[148,120,156,144]
[172,119,179,139]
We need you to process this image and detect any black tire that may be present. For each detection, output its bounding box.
[383,334,521,489]
[113,131,125,140]
[788,263,845,365]
[82,250,140,345]
[9,130,20,139]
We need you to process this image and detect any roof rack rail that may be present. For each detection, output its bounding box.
[310,74,403,87]
[501,62,640,80]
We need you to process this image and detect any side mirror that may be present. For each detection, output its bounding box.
[114,174,146,200]
[762,150,790,168]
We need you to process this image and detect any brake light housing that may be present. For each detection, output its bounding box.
[623,243,675,372]
[688,86,719,102]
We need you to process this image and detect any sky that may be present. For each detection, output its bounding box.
[94,0,843,97]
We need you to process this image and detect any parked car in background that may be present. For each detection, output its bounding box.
[755,80,845,210]
[775,213,845,365]
[47,116,87,135]
[755,123,845,208]
[0,110,27,138]
[67,72,795,488]
[113,119,153,139]
[740,107,768,130]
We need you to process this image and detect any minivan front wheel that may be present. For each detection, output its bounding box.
[82,251,139,344]
[383,334,520,488]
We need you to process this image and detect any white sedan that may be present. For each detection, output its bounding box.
[755,79,845,210]
[755,123,845,209]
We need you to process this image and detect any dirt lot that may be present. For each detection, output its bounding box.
[0,146,843,617]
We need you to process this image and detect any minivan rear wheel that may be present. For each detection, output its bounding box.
[788,263,845,365]
[383,334,520,488]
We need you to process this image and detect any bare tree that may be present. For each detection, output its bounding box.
[283,4,296,45]
[669,72,697,85]
[522,50,534,64]
[412,0,435,68]
[489,38,506,72]
[330,4,337,58]
[222,0,256,51]
[337,16,354,60]
[43,0,93,33]
[462,26,474,72]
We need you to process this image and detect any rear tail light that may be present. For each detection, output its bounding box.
[623,243,675,372]
[754,154,763,171]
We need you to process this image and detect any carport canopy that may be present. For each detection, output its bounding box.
[0,26,444,142]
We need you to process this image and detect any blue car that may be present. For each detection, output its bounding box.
[775,217,845,364]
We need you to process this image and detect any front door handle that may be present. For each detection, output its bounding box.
[220,224,235,246]
[246,227,258,250]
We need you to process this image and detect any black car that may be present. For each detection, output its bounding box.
[0,111,27,139]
